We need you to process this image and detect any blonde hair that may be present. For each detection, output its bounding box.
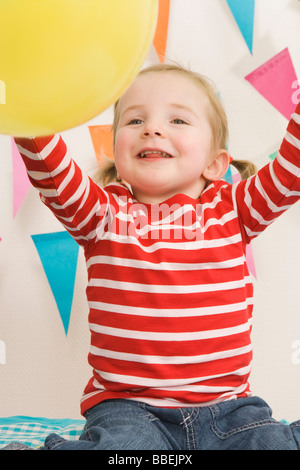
[98,63,257,186]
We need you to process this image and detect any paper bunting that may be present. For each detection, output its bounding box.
[31,231,79,335]
[153,0,170,62]
[246,243,257,279]
[245,48,298,120]
[226,0,255,53]
[223,166,233,184]
[89,125,114,165]
[269,150,278,161]
[11,138,31,217]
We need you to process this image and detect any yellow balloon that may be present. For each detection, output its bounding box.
[0,0,158,136]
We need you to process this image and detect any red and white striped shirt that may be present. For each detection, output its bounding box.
[15,103,300,415]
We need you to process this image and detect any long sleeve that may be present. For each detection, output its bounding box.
[232,102,300,243]
[14,134,108,246]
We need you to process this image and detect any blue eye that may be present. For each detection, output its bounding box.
[128,118,143,125]
[172,118,187,124]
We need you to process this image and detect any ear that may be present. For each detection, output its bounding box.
[202,149,231,182]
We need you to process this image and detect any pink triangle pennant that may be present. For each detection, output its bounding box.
[245,48,298,120]
[11,138,31,217]
[246,243,257,279]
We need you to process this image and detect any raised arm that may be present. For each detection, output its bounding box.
[14,134,109,246]
[232,102,300,243]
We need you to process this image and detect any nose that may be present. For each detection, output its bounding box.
[143,130,161,137]
[144,131,161,136]
[142,121,163,138]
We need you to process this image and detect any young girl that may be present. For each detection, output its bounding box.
[10,64,300,449]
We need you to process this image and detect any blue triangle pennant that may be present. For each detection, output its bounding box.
[226,0,255,53]
[31,231,79,335]
[223,166,233,184]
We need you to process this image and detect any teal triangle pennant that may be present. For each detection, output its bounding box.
[226,0,255,53]
[31,231,79,335]
[223,166,233,184]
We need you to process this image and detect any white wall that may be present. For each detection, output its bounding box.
[1,0,300,422]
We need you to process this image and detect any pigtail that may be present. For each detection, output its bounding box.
[231,159,258,181]
[94,159,118,187]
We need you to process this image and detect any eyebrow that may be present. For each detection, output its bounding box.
[120,105,143,115]
[169,103,199,118]
[120,103,199,118]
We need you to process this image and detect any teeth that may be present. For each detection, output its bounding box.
[138,151,172,158]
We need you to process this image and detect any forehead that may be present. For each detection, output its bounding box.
[118,71,209,111]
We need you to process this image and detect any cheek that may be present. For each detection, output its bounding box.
[114,130,133,160]
[184,133,213,160]
[113,133,133,179]
[113,137,125,170]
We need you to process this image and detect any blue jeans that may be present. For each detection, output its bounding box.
[42,396,300,450]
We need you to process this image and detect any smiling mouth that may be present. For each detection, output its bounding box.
[138,150,173,158]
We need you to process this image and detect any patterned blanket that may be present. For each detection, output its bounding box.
[0,416,85,449]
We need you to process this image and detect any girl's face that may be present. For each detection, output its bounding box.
[114,71,225,204]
